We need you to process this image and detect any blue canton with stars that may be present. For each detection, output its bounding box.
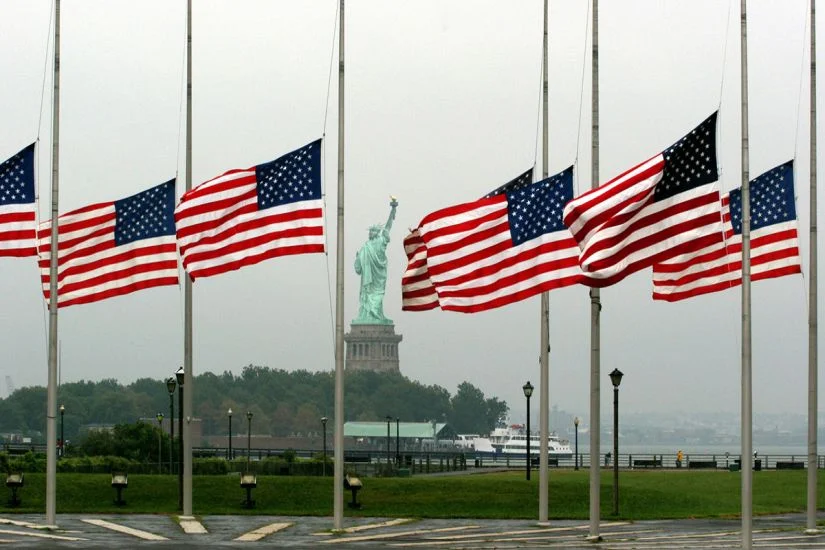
[655,112,718,202]
[256,139,322,210]
[728,160,796,235]
[0,143,35,206]
[114,179,176,246]
[495,167,574,246]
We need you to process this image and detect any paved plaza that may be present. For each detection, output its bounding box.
[2,513,825,548]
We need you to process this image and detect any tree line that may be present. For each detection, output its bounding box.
[0,366,508,445]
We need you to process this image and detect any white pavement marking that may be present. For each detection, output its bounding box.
[234,522,293,542]
[321,525,480,544]
[756,534,825,542]
[389,527,654,547]
[0,528,85,542]
[318,518,414,535]
[575,542,741,549]
[178,516,207,534]
[82,519,168,541]
[0,517,51,530]
[755,543,825,548]
[488,530,660,544]
[425,521,632,541]
[633,530,741,541]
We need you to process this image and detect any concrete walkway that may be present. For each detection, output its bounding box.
[1,512,824,548]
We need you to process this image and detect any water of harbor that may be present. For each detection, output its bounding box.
[577,444,813,456]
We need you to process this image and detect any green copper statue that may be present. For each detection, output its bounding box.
[353,197,398,325]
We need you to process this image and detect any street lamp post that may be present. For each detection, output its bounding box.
[246,411,253,471]
[227,408,233,461]
[321,416,328,477]
[574,417,580,470]
[523,381,534,481]
[156,413,164,474]
[59,404,65,458]
[165,377,176,475]
[609,368,624,516]
[175,367,184,511]
[395,417,400,466]
[385,416,392,470]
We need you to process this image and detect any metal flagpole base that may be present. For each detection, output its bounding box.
[804,528,822,535]
[536,521,551,527]
[585,535,603,542]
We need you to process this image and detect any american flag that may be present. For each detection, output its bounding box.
[563,113,723,285]
[401,167,585,313]
[652,160,801,301]
[38,180,179,308]
[0,143,36,257]
[175,139,325,280]
[401,227,439,311]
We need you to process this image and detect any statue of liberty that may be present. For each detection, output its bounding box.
[353,197,398,325]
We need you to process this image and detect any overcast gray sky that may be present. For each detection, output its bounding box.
[0,0,819,427]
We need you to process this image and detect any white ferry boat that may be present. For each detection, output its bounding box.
[455,434,497,453]
[490,424,573,458]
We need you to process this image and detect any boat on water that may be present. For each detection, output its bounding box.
[489,424,573,458]
[455,434,497,453]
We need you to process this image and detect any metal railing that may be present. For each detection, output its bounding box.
[6,443,824,472]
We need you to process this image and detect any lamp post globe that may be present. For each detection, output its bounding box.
[609,368,624,389]
[522,381,534,398]
[522,381,534,481]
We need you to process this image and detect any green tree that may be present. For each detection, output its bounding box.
[0,367,508,445]
[449,382,507,435]
[293,403,322,435]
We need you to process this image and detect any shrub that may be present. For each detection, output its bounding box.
[193,458,228,475]
[256,457,289,475]
[9,452,46,473]
[56,456,142,474]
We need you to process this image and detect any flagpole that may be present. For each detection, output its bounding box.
[806,0,819,535]
[333,0,346,530]
[538,0,551,525]
[588,0,602,540]
[182,0,194,517]
[739,1,753,548]
[45,0,61,527]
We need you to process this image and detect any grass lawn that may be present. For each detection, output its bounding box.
[2,470,823,519]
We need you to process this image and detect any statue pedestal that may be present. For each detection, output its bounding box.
[344,324,403,373]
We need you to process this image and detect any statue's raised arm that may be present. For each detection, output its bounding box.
[384,196,399,236]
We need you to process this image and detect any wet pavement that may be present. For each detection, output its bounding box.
[1,512,825,548]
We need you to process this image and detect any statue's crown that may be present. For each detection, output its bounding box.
[369,224,383,232]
